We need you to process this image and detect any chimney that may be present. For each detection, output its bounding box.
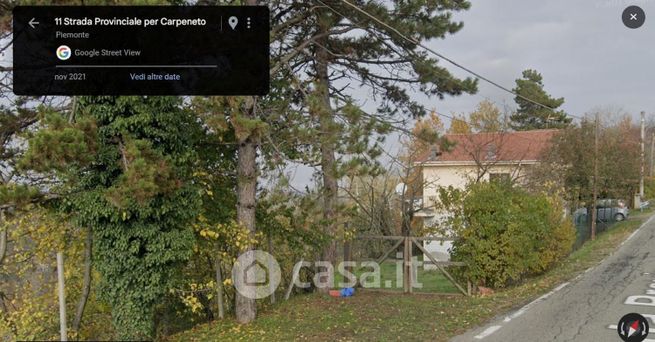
[485,143,497,161]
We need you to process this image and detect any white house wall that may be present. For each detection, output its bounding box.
[420,163,534,267]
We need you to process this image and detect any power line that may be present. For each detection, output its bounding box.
[308,2,486,130]
[314,40,548,138]
[313,39,548,135]
[315,0,584,122]
[335,0,554,110]
[301,39,465,128]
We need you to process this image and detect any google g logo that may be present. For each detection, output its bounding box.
[56,45,71,60]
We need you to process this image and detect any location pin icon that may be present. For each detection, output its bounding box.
[228,16,238,30]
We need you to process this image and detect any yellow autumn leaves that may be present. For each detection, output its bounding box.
[176,217,260,315]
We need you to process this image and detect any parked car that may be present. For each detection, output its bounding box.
[573,199,629,223]
[597,199,629,221]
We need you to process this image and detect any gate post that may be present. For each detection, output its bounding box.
[403,237,411,294]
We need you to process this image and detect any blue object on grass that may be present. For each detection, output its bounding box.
[340,287,355,297]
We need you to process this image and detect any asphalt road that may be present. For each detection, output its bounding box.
[452,214,655,342]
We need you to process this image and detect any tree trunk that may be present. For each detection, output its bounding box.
[0,210,6,266]
[233,0,261,324]
[343,223,352,276]
[215,256,224,319]
[234,96,258,324]
[315,18,338,292]
[72,226,92,332]
[267,234,276,304]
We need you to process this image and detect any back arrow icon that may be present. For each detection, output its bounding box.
[28,18,39,29]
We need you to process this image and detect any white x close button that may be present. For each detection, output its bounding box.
[623,5,646,29]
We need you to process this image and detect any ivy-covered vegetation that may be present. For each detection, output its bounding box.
[21,96,203,338]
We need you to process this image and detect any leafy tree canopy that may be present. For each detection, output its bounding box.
[448,114,471,134]
[469,100,506,132]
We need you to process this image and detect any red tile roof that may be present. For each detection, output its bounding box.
[420,129,558,163]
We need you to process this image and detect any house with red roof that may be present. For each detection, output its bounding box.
[416,129,558,261]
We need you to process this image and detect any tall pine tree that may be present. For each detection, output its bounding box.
[288,1,479,290]
[510,69,571,130]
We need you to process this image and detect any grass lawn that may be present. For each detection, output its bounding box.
[348,260,458,294]
[169,209,653,342]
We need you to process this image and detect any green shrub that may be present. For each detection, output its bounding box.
[644,177,655,201]
[447,182,575,288]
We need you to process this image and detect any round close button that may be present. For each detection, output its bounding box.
[623,6,646,29]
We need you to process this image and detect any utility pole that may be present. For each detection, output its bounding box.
[650,132,654,177]
[640,111,645,200]
[591,113,599,241]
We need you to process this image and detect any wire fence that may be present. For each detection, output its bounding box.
[572,209,624,249]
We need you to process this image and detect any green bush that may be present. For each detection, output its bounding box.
[644,177,655,202]
[447,182,575,288]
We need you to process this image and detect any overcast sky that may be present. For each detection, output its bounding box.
[3,2,655,188]
[427,0,655,120]
[288,0,655,188]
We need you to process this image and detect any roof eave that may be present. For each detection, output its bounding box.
[417,160,541,167]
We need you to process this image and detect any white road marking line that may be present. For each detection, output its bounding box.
[623,230,639,244]
[619,214,654,247]
[502,282,570,323]
[553,282,569,291]
[505,308,527,321]
[474,325,502,339]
